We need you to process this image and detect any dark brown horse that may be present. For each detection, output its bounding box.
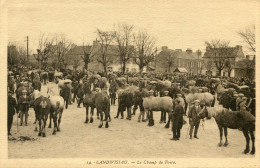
[207,107,255,154]
[95,92,110,128]
[83,80,97,123]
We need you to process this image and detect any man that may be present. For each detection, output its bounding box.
[171,99,184,140]
[236,93,244,111]
[60,83,71,109]
[8,91,18,135]
[188,100,201,139]
[76,83,84,108]
[230,94,238,111]
[239,97,248,111]
[109,79,118,106]
[18,90,30,126]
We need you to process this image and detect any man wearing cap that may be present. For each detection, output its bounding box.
[171,99,184,140]
[188,99,201,139]
[236,93,244,111]
[239,97,248,111]
[8,91,18,135]
[60,83,71,109]
[230,94,238,111]
[18,89,30,126]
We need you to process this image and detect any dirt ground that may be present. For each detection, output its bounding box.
[8,90,254,158]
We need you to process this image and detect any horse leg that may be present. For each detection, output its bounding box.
[90,106,94,123]
[85,106,89,123]
[34,119,38,132]
[218,125,223,146]
[148,111,154,126]
[98,109,103,128]
[48,111,52,128]
[249,130,255,154]
[164,113,170,128]
[105,111,109,128]
[38,118,42,136]
[42,115,47,137]
[57,116,61,132]
[242,129,250,154]
[224,127,228,146]
[52,115,57,135]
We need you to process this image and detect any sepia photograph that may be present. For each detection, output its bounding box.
[0,0,259,167]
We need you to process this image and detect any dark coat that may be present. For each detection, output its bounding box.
[60,86,71,100]
[18,95,30,112]
[8,96,17,117]
[172,104,184,129]
[32,80,42,91]
[188,105,201,123]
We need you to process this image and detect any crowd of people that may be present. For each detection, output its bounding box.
[7,65,255,141]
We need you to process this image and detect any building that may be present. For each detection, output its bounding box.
[203,45,245,77]
[155,46,202,76]
[234,55,255,81]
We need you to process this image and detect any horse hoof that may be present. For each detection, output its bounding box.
[38,133,41,136]
[85,119,89,123]
[90,118,93,123]
[218,143,222,147]
[52,131,56,135]
[244,149,249,154]
[105,123,109,128]
[164,125,169,128]
[224,142,229,147]
[98,125,103,128]
[57,129,60,132]
[250,150,255,155]
[42,133,46,137]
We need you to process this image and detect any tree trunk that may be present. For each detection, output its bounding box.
[218,68,222,77]
[228,70,231,77]
[139,65,144,74]
[122,62,126,73]
[85,62,89,71]
[168,64,171,73]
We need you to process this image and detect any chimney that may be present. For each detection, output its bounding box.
[161,46,168,51]
[186,48,192,54]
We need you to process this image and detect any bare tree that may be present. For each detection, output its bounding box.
[133,30,157,73]
[17,46,27,66]
[81,43,96,72]
[205,39,234,76]
[73,59,80,72]
[225,58,235,77]
[114,23,135,73]
[7,43,19,66]
[53,34,72,71]
[35,33,55,69]
[96,29,115,74]
[238,25,255,53]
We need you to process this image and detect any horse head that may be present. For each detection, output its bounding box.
[197,106,209,119]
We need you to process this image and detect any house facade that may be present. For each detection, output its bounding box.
[155,46,203,76]
[203,45,245,77]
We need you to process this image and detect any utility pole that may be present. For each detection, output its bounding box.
[27,36,29,63]
[197,49,201,75]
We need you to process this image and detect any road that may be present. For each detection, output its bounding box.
[8,92,253,158]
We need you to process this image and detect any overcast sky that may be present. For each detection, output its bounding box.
[5,0,258,55]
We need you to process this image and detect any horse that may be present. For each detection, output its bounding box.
[49,96,65,135]
[83,80,97,123]
[207,106,255,154]
[30,90,51,137]
[95,92,111,128]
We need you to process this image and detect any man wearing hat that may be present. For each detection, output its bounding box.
[188,99,201,139]
[18,89,30,126]
[60,82,71,109]
[8,91,18,135]
[236,93,244,111]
